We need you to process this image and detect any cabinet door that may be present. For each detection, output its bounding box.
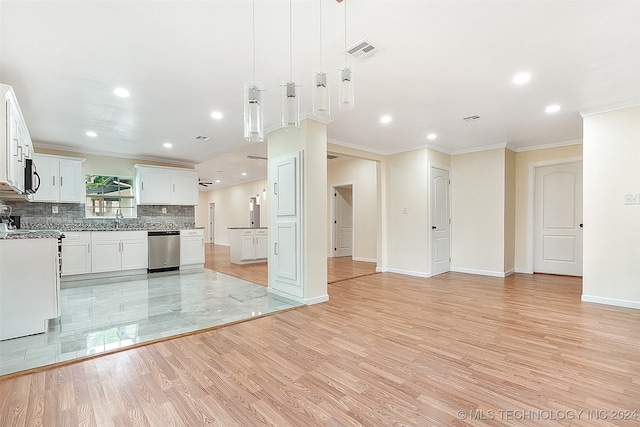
[180,236,205,265]
[137,167,171,204]
[91,233,122,273]
[121,232,149,271]
[32,155,58,202]
[61,232,92,276]
[6,95,25,193]
[255,232,268,259]
[240,234,256,261]
[171,169,199,206]
[59,159,84,203]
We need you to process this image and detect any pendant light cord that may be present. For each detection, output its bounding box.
[344,0,347,68]
[319,0,323,71]
[252,0,256,82]
[289,0,293,80]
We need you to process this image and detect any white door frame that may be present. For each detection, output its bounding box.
[428,162,451,276]
[526,156,583,274]
[208,202,215,244]
[331,182,354,258]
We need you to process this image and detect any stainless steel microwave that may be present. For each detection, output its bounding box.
[24,158,40,194]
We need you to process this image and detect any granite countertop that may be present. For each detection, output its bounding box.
[0,230,64,240]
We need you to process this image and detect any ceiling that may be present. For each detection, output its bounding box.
[1,1,639,189]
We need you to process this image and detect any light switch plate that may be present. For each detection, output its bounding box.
[624,193,640,205]
[402,207,409,214]
[162,207,167,214]
[52,206,58,214]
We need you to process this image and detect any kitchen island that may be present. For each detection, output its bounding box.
[0,230,62,340]
[228,227,268,264]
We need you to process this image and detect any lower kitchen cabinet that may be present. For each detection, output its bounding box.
[180,229,205,267]
[0,238,59,340]
[229,228,268,264]
[61,231,92,276]
[91,231,148,273]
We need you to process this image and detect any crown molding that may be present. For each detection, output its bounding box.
[516,139,582,152]
[580,99,640,117]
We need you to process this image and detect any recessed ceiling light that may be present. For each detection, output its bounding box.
[210,111,223,119]
[380,115,392,124]
[241,172,247,176]
[427,133,437,140]
[163,142,172,148]
[215,179,221,183]
[545,104,561,113]
[86,131,97,137]
[513,72,531,85]
[113,87,130,98]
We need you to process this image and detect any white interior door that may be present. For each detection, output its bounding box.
[430,166,451,276]
[269,151,303,298]
[333,186,353,258]
[534,162,583,276]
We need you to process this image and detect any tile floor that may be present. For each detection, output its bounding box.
[0,269,301,377]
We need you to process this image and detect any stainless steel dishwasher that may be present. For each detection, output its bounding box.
[148,230,180,272]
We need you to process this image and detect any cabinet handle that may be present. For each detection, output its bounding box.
[141,182,144,191]
[87,243,91,253]
[52,176,56,187]
[201,238,204,247]
[173,183,175,192]
[17,145,23,163]
[274,182,278,195]
[60,176,63,187]
[274,242,278,255]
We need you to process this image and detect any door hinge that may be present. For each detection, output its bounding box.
[334,247,337,251]
[334,193,337,197]
[449,180,451,185]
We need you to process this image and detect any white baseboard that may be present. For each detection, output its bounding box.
[376,267,431,278]
[451,267,512,278]
[515,268,533,274]
[267,288,329,306]
[305,294,330,305]
[353,256,376,263]
[581,295,640,310]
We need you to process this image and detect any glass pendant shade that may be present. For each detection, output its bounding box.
[339,67,354,110]
[312,71,330,116]
[244,82,264,142]
[282,80,300,129]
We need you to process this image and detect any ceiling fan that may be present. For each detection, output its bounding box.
[199,179,213,187]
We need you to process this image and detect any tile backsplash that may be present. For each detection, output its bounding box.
[0,201,195,230]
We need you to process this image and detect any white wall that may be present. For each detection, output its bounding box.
[195,177,268,245]
[451,148,506,276]
[582,106,640,308]
[327,158,377,262]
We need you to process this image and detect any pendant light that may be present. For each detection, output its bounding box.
[312,0,330,116]
[282,0,300,129]
[244,0,265,142]
[339,0,354,110]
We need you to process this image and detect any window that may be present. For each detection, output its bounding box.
[85,175,135,218]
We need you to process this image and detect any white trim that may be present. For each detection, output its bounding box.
[376,267,431,278]
[451,267,511,277]
[580,100,640,118]
[581,295,640,310]
[353,256,376,263]
[331,182,355,259]
[527,157,583,274]
[451,142,509,155]
[515,267,533,274]
[428,162,452,277]
[305,294,330,305]
[328,138,388,156]
[516,139,582,152]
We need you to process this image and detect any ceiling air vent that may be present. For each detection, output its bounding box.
[195,135,211,141]
[345,39,383,61]
[463,115,481,122]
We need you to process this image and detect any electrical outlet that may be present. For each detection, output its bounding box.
[52,206,58,214]
[624,193,640,205]
[162,207,167,214]
[402,207,409,214]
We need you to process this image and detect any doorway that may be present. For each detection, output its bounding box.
[332,184,353,258]
[430,164,451,276]
[533,161,583,276]
[208,202,215,244]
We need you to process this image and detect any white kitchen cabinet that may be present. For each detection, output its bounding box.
[180,229,205,267]
[91,231,148,273]
[229,228,268,264]
[134,164,198,206]
[32,154,85,203]
[0,238,59,340]
[61,231,92,276]
[1,84,32,196]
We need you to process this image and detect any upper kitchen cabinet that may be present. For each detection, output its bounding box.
[32,154,85,203]
[134,164,198,206]
[0,84,33,196]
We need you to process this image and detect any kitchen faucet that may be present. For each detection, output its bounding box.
[114,208,124,228]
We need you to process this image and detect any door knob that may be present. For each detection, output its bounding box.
[579,223,583,228]
[431,226,436,230]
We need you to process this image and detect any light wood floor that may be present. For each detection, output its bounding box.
[2,271,639,426]
[205,244,378,286]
